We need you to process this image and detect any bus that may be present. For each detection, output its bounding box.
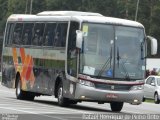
[1,11,157,112]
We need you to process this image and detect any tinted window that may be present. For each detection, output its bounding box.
[5,23,15,45]
[146,77,153,84]
[157,78,160,86]
[12,23,23,44]
[53,23,68,47]
[32,23,45,46]
[150,78,155,85]
[43,23,56,46]
[21,23,34,45]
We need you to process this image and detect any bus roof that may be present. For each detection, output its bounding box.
[7,11,144,28]
[37,11,103,16]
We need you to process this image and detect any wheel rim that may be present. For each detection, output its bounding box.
[58,87,63,103]
[155,94,158,102]
[16,81,21,96]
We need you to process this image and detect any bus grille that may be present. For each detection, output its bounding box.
[95,83,132,91]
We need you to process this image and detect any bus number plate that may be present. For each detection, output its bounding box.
[106,93,118,99]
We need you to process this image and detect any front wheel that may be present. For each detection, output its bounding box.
[110,102,124,112]
[57,83,69,107]
[142,97,146,102]
[154,93,160,104]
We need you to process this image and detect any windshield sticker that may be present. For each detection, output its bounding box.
[82,25,88,36]
[142,66,145,70]
[110,40,114,44]
[106,69,113,77]
[83,66,95,75]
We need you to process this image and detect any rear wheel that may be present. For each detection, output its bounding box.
[69,100,77,105]
[142,97,146,102]
[154,93,160,104]
[57,83,69,107]
[110,102,123,112]
[16,76,25,100]
[15,76,35,101]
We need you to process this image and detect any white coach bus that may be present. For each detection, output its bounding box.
[1,11,157,112]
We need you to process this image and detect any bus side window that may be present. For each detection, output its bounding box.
[22,23,34,45]
[43,23,56,46]
[54,23,68,47]
[12,23,23,45]
[5,23,15,46]
[32,23,45,46]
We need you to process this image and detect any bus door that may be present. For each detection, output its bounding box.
[31,22,49,93]
[42,22,57,94]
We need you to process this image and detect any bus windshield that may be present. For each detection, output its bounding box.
[80,23,145,81]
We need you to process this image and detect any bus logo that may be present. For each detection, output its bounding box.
[111,85,115,90]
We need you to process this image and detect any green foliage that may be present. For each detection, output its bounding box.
[1,0,160,57]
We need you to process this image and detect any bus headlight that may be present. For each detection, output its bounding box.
[79,79,95,87]
[130,85,144,90]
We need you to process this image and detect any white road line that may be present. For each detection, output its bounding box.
[0,97,152,114]
[89,104,141,114]
[1,87,158,114]
[0,101,82,114]
[0,106,70,120]
[0,89,14,94]
[0,97,91,114]
[122,110,140,114]
[0,104,80,114]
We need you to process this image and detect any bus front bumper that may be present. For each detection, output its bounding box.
[75,83,143,105]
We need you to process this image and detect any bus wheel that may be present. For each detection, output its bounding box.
[110,102,123,112]
[154,93,160,104]
[57,83,69,107]
[142,97,146,102]
[69,100,77,105]
[15,76,34,101]
[16,76,25,100]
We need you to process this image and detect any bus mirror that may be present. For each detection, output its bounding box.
[147,36,157,55]
[76,30,83,49]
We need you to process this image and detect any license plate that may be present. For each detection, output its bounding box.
[106,93,118,99]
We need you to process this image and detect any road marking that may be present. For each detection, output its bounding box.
[0,89,14,94]
[0,104,81,114]
[0,96,91,114]
[0,106,70,120]
[1,85,160,114]
[0,96,140,114]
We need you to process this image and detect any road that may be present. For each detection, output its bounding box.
[0,83,160,120]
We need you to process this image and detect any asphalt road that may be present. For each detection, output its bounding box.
[0,83,160,120]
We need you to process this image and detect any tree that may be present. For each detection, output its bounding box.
[0,0,8,34]
[0,0,160,57]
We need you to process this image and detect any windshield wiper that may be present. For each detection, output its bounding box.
[97,47,112,77]
[117,47,120,67]
[121,60,131,80]
[140,41,146,60]
[117,47,130,80]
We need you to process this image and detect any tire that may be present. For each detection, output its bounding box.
[154,93,160,104]
[110,102,124,112]
[16,76,25,100]
[57,83,69,107]
[16,76,35,101]
[69,100,77,105]
[142,97,146,102]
